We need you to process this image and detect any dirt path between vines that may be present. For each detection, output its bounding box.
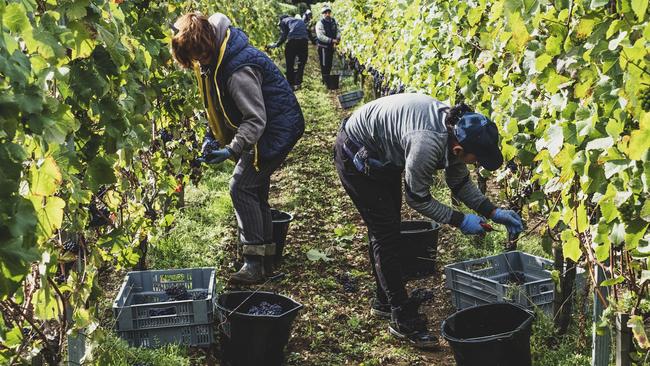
[229,48,458,366]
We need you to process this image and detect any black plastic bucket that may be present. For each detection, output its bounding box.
[217,291,303,366]
[442,302,535,366]
[399,220,440,280]
[326,74,340,90]
[271,209,293,263]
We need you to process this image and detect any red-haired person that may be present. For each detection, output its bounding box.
[172,13,304,284]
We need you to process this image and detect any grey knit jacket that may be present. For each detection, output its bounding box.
[344,93,496,226]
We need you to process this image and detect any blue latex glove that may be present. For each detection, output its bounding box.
[459,214,486,235]
[492,208,524,236]
[198,148,232,165]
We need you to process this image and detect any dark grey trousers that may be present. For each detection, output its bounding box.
[230,150,287,245]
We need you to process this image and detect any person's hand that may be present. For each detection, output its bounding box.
[459,214,486,235]
[198,148,232,165]
[491,208,524,236]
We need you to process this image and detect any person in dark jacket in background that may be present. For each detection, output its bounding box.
[333,94,524,349]
[302,9,316,45]
[267,15,309,90]
[172,12,305,284]
[316,5,341,84]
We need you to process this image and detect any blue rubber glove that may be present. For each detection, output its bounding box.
[492,208,524,236]
[459,214,486,235]
[198,148,232,165]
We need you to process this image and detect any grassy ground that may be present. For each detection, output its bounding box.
[94,48,593,365]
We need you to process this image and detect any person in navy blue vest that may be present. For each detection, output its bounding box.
[267,15,309,90]
[171,12,305,284]
[316,5,341,84]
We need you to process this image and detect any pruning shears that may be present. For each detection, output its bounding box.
[480,222,501,232]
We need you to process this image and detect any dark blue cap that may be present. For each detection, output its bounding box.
[454,113,503,171]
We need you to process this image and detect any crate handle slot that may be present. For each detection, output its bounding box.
[147,306,177,318]
[159,273,188,283]
[467,261,493,272]
[538,285,553,294]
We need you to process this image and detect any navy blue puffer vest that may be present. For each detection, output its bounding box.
[213,27,304,163]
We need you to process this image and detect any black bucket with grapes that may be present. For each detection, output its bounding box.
[217,291,303,366]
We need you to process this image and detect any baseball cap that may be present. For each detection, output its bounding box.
[454,113,503,171]
[322,5,332,13]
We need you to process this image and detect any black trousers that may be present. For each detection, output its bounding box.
[318,46,335,83]
[285,39,308,86]
[333,129,407,308]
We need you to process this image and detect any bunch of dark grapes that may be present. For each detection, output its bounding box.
[189,158,203,185]
[63,239,80,254]
[247,301,283,316]
[506,160,518,173]
[148,308,175,316]
[336,273,359,293]
[88,202,111,228]
[192,291,208,300]
[54,273,67,284]
[159,129,173,144]
[641,88,650,112]
[201,138,220,158]
[144,204,157,221]
[165,285,191,301]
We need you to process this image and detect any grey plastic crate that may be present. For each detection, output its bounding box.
[112,267,216,347]
[444,251,556,314]
[338,90,364,109]
[119,323,215,348]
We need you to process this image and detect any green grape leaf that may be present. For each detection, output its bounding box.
[630,0,648,21]
[30,156,62,197]
[0,238,39,287]
[625,221,649,250]
[561,230,582,262]
[586,137,614,151]
[609,222,626,246]
[306,249,333,262]
[590,0,610,9]
[32,287,61,320]
[87,157,116,190]
[600,275,625,286]
[535,54,553,72]
[8,198,38,238]
[65,0,89,20]
[4,3,30,33]
[628,128,650,160]
[641,200,650,222]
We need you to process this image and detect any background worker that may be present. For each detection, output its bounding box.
[267,14,309,90]
[302,9,317,45]
[172,12,305,284]
[333,93,524,349]
[315,5,341,84]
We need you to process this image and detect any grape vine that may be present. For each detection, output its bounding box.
[334,0,649,355]
[0,0,286,363]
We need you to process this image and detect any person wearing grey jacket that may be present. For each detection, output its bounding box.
[333,93,524,349]
[172,12,304,284]
[267,15,309,89]
[316,5,341,84]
